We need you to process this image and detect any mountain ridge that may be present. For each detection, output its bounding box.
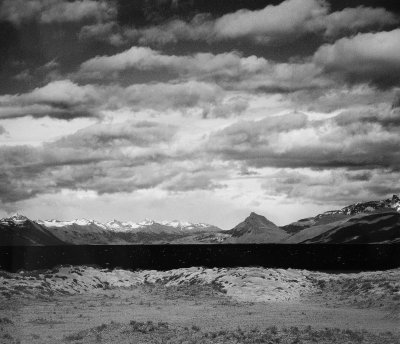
[1,194,399,245]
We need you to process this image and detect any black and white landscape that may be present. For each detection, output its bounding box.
[1,0,400,343]
[1,194,400,245]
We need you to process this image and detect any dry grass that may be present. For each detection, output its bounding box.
[63,320,400,344]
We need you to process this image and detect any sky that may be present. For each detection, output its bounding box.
[0,0,400,228]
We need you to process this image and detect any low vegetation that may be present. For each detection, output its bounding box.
[63,321,399,344]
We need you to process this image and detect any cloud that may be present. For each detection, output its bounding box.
[78,21,124,46]
[313,29,400,87]
[0,0,116,24]
[207,108,400,171]
[393,91,400,109]
[0,119,180,202]
[262,168,400,205]
[78,47,328,93]
[0,118,229,203]
[54,120,178,149]
[104,0,398,46]
[321,6,399,37]
[213,0,328,41]
[0,80,103,119]
[0,78,245,119]
[288,84,395,112]
[0,125,8,135]
[79,47,268,78]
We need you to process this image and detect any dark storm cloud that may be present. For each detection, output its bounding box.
[391,91,400,109]
[0,20,20,66]
[99,0,398,46]
[0,0,117,24]
[207,109,400,170]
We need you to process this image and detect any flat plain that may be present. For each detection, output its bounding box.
[0,266,399,343]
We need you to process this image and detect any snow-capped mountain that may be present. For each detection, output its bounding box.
[0,215,223,245]
[102,219,218,233]
[0,213,29,225]
[1,195,399,245]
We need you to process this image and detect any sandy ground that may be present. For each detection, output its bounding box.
[0,266,399,343]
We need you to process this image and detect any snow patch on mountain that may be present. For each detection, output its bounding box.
[320,195,400,218]
[0,213,29,226]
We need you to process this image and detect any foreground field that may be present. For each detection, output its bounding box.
[0,266,399,343]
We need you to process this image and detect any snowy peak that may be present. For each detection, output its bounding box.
[159,220,212,230]
[0,213,30,225]
[34,216,220,233]
[327,194,400,217]
[10,213,29,222]
[37,218,106,228]
[138,219,155,226]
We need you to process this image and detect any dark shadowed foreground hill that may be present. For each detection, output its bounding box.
[0,195,399,245]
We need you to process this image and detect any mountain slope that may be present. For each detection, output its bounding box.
[0,215,67,245]
[282,194,400,236]
[227,212,287,243]
[282,195,400,243]
[284,211,400,244]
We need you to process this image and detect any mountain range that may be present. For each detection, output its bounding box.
[1,195,399,245]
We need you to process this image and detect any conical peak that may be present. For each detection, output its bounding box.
[246,212,277,227]
[249,212,262,218]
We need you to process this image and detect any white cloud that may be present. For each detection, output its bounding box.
[213,0,327,41]
[314,29,400,86]
[0,80,103,119]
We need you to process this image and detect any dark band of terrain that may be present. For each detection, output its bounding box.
[0,244,399,272]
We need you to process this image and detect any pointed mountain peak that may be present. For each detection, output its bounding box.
[245,212,277,227]
[229,211,286,242]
